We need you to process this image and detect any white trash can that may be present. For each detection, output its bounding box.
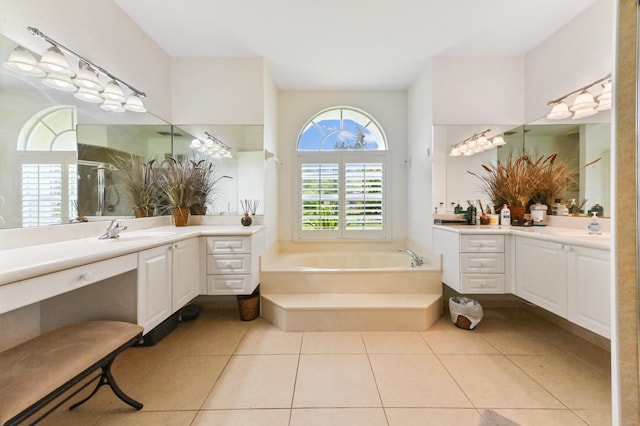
[449,296,483,330]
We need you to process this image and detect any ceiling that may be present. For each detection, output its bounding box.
[115,0,598,90]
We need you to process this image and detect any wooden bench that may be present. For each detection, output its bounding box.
[0,321,144,425]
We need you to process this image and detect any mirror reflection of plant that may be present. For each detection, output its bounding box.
[191,159,232,215]
[110,154,158,217]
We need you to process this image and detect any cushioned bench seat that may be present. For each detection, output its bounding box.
[0,320,144,426]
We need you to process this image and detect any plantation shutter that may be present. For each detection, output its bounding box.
[300,162,339,230]
[344,162,383,231]
[20,160,77,227]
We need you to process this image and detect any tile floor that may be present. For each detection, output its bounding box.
[40,306,612,426]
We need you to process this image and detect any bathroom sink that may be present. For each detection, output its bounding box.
[102,231,176,242]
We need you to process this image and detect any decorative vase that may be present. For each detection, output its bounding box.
[133,206,154,218]
[172,207,190,227]
[509,205,526,222]
[241,213,252,226]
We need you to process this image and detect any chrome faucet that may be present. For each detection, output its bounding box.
[398,248,424,267]
[99,219,128,239]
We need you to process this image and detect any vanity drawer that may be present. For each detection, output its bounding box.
[206,237,251,254]
[460,274,505,293]
[207,254,251,274]
[206,275,252,294]
[460,253,504,273]
[0,254,137,315]
[460,235,504,252]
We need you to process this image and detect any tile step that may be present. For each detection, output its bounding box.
[262,293,440,310]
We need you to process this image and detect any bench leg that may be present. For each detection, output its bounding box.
[69,359,143,411]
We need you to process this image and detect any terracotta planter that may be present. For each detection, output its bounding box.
[133,206,154,218]
[172,207,190,227]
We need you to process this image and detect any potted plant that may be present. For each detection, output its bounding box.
[529,152,576,209]
[111,155,157,218]
[469,152,540,221]
[155,157,199,226]
[190,159,232,215]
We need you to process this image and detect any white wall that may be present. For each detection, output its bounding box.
[171,57,265,125]
[277,91,408,242]
[407,61,435,248]
[525,0,614,122]
[262,67,279,250]
[432,57,525,125]
[0,0,172,120]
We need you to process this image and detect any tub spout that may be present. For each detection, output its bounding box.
[398,248,424,267]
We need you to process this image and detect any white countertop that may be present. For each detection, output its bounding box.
[0,225,264,287]
[432,224,610,251]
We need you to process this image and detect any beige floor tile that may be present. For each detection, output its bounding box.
[293,354,381,408]
[193,409,291,425]
[439,354,563,408]
[362,331,432,353]
[132,354,229,411]
[301,331,366,353]
[420,320,499,354]
[510,354,611,409]
[385,408,481,426]
[573,409,613,426]
[235,326,302,354]
[204,354,299,409]
[491,408,590,426]
[475,326,565,355]
[369,354,472,408]
[95,410,197,425]
[290,408,387,426]
[173,323,248,356]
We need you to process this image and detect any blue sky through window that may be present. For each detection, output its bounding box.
[298,107,386,151]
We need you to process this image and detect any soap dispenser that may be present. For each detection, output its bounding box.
[588,212,602,235]
[500,204,511,226]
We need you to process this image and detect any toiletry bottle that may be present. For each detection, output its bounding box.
[552,199,563,216]
[561,203,569,216]
[588,211,602,235]
[569,199,579,216]
[500,204,511,226]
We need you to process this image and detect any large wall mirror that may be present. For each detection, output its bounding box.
[434,112,611,217]
[0,32,264,229]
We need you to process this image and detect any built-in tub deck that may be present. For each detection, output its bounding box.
[260,242,443,331]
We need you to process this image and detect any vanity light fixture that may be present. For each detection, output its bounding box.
[2,27,147,113]
[2,46,45,76]
[546,74,612,120]
[190,133,233,159]
[449,129,506,157]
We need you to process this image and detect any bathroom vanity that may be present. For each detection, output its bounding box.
[0,223,265,340]
[433,225,611,338]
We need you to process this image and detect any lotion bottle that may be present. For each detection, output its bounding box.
[500,204,511,226]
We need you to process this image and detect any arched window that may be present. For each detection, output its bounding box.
[17,106,78,227]
[296,106,389,240]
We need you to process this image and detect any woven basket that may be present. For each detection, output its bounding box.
[237,292,260,321]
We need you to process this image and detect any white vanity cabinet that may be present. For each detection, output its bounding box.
[515,237,568,317]
[137,237,200,332]
[433,227,506,294]
[567,245,610,338]
[515,235,610,338]
[205,231,264,295]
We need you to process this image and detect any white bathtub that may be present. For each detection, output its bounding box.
[260,241,442,294]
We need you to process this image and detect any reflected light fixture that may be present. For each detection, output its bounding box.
[204,132,233,159]
[546,74,612,120]
[449,129,506,157]
[2,26,147,113]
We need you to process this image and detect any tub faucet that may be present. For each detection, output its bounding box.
[398,248,424,267]
[99,219,128,239]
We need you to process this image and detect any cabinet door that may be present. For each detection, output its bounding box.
[432,228,461,291]
[567,246,611,338]
[515,237,567,316]
[138,245,172,333]
[172,238,200,312]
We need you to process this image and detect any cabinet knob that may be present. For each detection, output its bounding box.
[562,245,572,252]
[174,243,179,249]
[80,272,93,281]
